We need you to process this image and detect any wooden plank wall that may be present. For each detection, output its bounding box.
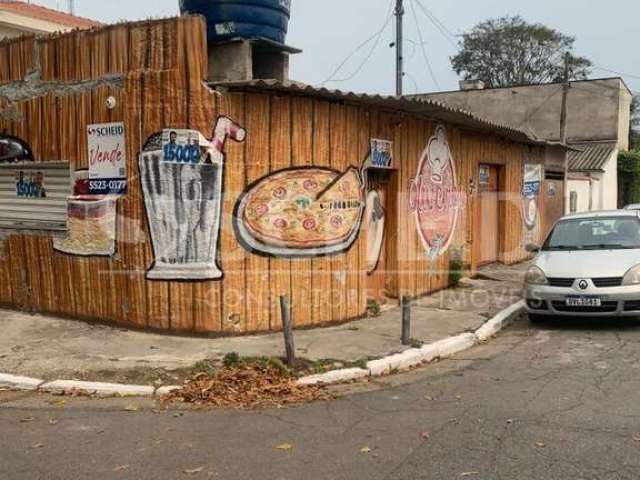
[0,16,541,333]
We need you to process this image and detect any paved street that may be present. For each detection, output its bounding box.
[2,314,640,479]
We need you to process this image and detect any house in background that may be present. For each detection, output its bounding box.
[0,1,100,39]
[413,78,633,213]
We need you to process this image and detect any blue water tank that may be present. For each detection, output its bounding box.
[179,0,291,45]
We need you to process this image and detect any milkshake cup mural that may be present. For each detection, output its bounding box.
[139,117,246,280]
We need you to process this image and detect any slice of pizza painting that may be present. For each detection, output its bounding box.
[234,166,365,258]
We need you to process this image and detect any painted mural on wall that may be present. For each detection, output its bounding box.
[139,116,246,280]
[15,170,46,198]
[409,125,461,259]
[364,189,386,274]
[522,163,542,232]
[234,166,365,258]
[365,139,393,169]
[53,170,118,257]
[234,137,395,259]
[0,134,34,163]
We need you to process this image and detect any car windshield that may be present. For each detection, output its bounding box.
[543,216,640,251]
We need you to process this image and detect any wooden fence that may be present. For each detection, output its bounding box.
[0,16,541,334]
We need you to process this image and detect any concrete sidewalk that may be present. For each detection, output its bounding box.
[0,263,526,384]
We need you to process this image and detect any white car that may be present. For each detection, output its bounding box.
[523,210,640,321]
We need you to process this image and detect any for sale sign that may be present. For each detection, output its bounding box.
[87,122,127,195]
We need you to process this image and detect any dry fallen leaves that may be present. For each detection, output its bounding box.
[123,404,140,412]
[164,363,330,409]
[19,417,35,423]
[633,436,640,442]
[31,443,45,449]
[460,472,479,477]
[535,442,546,448]
[112,465,129,472]
[276,443,293,451]
[360,447,372,454]
[420,432,430,441]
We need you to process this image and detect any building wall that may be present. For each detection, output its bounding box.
[568,178,592,212]
[0,17,550,334]
[0,11,80,38]
[600,150,619,210]
[419,79,632,146]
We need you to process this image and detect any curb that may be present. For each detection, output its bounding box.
[296,299,525,386]
[0,300,525,396]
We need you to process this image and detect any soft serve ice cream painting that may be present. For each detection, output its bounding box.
[139,116,246,280]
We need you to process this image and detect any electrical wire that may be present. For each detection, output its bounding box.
[413,0,458,50]
[592,66,640,81]
[408,0,441,91]
[319,0,394,86]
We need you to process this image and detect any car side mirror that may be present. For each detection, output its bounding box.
[525,244,541,253]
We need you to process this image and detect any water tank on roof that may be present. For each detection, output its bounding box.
[179,0,291,45]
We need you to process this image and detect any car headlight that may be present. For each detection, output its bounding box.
[525,266,548,285]
[622,265,640,286]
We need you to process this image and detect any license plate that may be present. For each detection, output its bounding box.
[566,296,601,307]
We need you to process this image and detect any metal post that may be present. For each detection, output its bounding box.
[560,52,571,214]
[401,296,411,345]
[395,0,404,97]
[280,295,295,366]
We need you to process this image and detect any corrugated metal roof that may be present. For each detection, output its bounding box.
[211,79,569,149]
[568,142,617,172]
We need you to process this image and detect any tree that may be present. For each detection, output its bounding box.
[451,16,592,88]
[630,94,640,150]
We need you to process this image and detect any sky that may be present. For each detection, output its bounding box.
[37,0,640,95]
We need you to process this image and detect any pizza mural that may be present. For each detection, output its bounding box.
[409,125,461,259]
[234,166,366,258]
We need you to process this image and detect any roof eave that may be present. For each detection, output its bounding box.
[211,80,571,150]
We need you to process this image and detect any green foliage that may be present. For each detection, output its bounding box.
[254,356,290,375]
[451,15,592,88]
[448,246,468,288]
[222,352,241,369]
[618,151,640,207]
[192,359,217,376]
[630,95,640,150]
[366,298,381,317]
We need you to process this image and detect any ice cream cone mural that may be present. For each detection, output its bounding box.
[139,116,246,280]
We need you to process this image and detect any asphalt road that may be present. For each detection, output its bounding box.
[3,314,640,480]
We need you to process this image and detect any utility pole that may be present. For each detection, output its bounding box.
[68,0,75,15]
[395,0,404,97]
[560,52,571,214]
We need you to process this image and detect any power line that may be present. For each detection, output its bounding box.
[592,66,640,82]
[413,0,458,50]
[408,0,441,91]
[319,0,394,86]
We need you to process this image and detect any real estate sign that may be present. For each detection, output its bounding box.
[87,122,127,195]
